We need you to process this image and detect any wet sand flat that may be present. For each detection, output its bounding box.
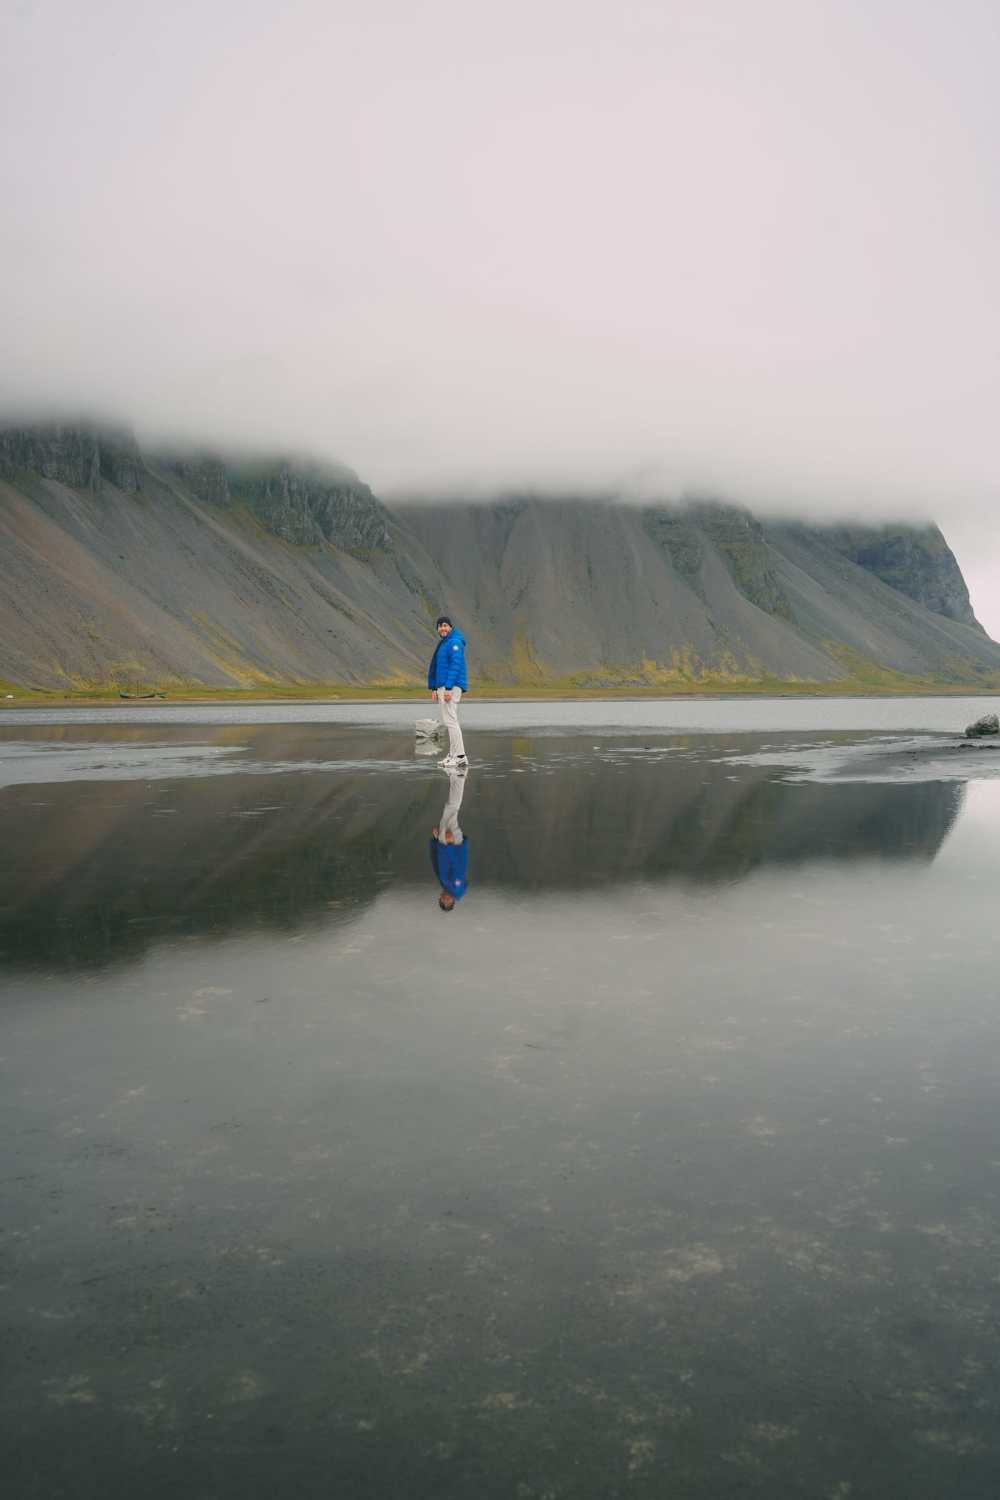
[3,703,1000,1498]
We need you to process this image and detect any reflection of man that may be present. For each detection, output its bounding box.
[431,771,469,911]
[428,615,469,771]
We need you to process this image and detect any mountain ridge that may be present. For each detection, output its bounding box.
[1,420,997,693]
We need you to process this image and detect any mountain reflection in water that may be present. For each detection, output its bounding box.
[0,728,963,971]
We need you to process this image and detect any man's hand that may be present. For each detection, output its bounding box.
[430,689,438,701]
[443,689,453,702]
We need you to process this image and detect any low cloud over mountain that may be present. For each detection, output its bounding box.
[2,2,998,631]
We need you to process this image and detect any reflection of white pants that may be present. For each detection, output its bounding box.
[439,771,466,843]
[437,687,466,758]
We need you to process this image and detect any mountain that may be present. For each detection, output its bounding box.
[1,421,998,692]
[0,423,437,691]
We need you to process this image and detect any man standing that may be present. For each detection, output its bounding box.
[428,615,469,770]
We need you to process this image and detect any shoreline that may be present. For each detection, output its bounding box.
[2,685,999,710]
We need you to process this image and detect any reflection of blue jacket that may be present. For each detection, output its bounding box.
[428,627,468,691]
[430,837,469,901]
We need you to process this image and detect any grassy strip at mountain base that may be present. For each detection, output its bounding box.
[819,643,1000,694]
[3,642,1000,703]
[4,632,1000,705]
[3,666,1000,706]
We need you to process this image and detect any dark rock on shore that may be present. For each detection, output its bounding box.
[965,712,999,737]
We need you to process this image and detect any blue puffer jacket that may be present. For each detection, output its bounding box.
[430,837,469,901]
[427,627,468,692]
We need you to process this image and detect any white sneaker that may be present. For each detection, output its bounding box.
[439,754,469,770]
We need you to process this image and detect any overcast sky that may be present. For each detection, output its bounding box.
[2,0,998,632]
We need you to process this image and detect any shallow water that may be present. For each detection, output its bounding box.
[4,691,998,732]
[3,702,1000,1498]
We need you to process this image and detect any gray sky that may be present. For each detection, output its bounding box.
[2,0,999,632]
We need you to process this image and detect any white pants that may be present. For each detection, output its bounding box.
[439,771,466,842]
[437,687,466,758]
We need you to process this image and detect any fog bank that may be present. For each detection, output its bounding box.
[2,0,998,628]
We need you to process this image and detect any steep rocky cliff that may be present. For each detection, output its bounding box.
[818,523,982,630]
[159,451,392,555]
[0,422,144,493]
[1,420,998,692]
[645,503,793,619]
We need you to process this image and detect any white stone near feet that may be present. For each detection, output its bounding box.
[439,754,469,770]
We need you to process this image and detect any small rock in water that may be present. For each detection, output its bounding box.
[965,712,999,737]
